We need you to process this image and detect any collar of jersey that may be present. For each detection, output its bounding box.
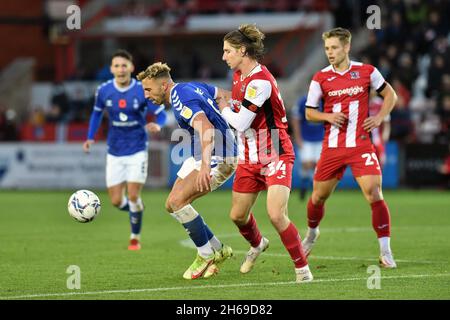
[113,78,136,92]
[239,63,262,81]
[330,60,355,76]
[169,83,180,105]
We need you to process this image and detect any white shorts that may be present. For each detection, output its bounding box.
[177,156,237,191]
[106,151,148,187]
[300,141,322,163]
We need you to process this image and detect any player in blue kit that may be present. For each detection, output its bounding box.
[83,50,167,250]
[290,95,324,200]
[137,62,237,279]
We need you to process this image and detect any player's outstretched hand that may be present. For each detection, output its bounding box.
[196,166,211,193]
[327,112,347,128]
[217,96,230,112]
[146,122,161,133]
[83,140,94,153]
[363,116,382,132]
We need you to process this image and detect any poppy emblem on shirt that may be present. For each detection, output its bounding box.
[119,99,127,109]
[350,71,360,79]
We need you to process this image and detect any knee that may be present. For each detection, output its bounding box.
[229,210,248,226]
[365,187,383,203]
[165,194,187,213]
[110,196,122,208]
[311,191,328,205]
[267,211,289,231]
[128,194,139,203]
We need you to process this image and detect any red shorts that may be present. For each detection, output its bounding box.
[233,155,295,193]
[314,145,382,181]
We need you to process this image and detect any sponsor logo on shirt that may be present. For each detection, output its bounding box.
[194,88,204,96]
[328,86,364,97]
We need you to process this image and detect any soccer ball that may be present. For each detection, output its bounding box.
[68,190,101,223]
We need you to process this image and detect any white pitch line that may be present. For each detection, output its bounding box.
[179,239,444,264]
[2,273,450,300]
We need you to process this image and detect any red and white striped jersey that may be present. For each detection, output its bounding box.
[231,64,294,164]
[306,61,386,149]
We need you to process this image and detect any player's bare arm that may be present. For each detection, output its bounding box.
[363,82,397,132]
[191,112,215,192]
[305,107,347,128]
[290,116,303,148]
[83,139,95,153]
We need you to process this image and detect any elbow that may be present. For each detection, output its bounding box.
[392,91,398,108]
[305,110,312,121]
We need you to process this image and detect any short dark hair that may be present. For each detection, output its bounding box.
[111,49,133,62]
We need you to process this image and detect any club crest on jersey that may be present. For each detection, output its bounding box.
[119,112,128,121]
[119,99,127,109]
[350,71,360,79]
[246,86,257,99]
[180,106,193,119]
[133,98,139,109]
[106,99,112,107]
[240,84,246,93]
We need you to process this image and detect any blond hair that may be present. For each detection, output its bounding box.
[322,27,352,45]
[137,62,171,81]
[223,24,266,61]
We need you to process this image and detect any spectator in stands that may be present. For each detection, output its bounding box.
[390,77,412,142]
[50,82,70,122]
[396,52,418,91]
[426,54,446,98]
[404,0,428,28]
[437,94,450,142]
[0,105,18,141]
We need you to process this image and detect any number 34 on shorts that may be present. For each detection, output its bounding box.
[261,160,287,179]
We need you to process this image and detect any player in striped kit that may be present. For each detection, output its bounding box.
[302,28,398,268]
[218,24,313,283]
[83,50,167,251]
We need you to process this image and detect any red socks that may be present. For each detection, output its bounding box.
[307,198,324,228]
[279,223,308,268]
[238,213,262,248]
[371,200,391,238]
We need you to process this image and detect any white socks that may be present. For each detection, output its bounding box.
[379,236,391,254]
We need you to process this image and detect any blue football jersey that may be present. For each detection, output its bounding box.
[292,95,324,142]
[92,79,165,156]
[170,82,237,160]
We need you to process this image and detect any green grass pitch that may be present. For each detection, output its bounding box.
[0,189,449,300]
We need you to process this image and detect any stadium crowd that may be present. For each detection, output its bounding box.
[0,0,448,147]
